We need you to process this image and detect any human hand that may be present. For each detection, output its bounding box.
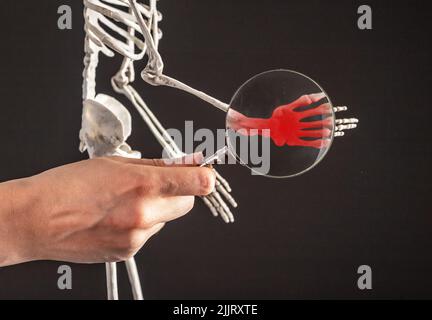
[0,154,214,266]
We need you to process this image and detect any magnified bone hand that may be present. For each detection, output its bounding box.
[227,93,358,149]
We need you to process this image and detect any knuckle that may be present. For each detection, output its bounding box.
[134,172,159,197]
[160,178,179,195]
[132,206,154,229]
[198,169,215,195]
[135,185,149,198]
[127,199,155,229]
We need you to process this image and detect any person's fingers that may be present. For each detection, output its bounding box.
[127,163,215,197]
[161,152,205,167]
[152,166,216,197]
[111,152,204,167]
[138,196,195,226]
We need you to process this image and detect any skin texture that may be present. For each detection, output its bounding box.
[227,93,334,149]
[0,154,215,267]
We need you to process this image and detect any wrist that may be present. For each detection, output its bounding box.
[0,178,41,266]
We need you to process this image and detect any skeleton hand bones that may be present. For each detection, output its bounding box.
[227,93,358,149]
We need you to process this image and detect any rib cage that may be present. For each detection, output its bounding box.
[84,0,157,60]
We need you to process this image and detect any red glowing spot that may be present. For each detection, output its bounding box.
[227,93,334,149]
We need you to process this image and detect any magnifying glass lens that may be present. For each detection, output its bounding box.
[226,69,335,178]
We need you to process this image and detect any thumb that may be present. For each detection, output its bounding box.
[154,152,204,167]
[112,152,204,167]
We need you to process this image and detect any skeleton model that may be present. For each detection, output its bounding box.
[80,0,358,300]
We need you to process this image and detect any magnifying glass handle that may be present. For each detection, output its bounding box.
[200,146,229,167]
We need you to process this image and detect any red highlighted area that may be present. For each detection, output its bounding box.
[227,93,334,149]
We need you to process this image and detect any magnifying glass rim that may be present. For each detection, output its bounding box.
[225,68,336,179]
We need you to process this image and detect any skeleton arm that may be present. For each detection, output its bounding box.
[127,0,358,135]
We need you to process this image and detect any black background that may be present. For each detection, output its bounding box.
[0,0,431,299]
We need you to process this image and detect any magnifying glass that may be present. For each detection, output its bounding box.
[201,69,336,178]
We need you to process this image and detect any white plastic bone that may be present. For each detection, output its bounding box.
[333,107,359,137]
[84,0,155,60]
[80,94,140,159]
[82,0,238,301]
[80,93,141,301]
